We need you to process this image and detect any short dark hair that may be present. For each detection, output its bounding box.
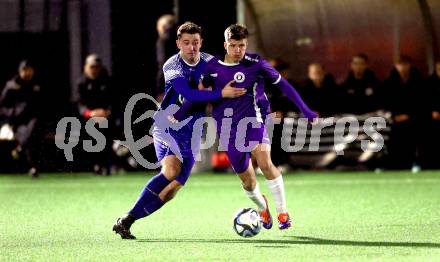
[177,21,202,39]
[224,24,248,41]
[352,53,369,62]
[18,59,34,71]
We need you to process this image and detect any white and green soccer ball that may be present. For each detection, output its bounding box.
[232,207,262,237]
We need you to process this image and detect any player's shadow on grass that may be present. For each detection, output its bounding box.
[286,236,440,249]
[138,236,440,249]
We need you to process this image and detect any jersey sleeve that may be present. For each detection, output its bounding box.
[163,56,222,103]
[275,78,317,121]
[163,58,185,83]
[259,58,282,85]
[258,57,316,121]
[171,78,221,102]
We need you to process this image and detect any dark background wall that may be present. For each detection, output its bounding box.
[110,0,237,104]
[1,0,439,172]
[242,0,440,82]
[3,0,439,109]
[0,0,237,111]
[177,0,237,56]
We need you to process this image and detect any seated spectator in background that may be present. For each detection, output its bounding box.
[427,60,440,122]
[155,14,177,102]
[384,54,424,170]
[341,53,381,114]
[0,60,42,178]
[75,54,114,175]
[422,60,440,168]
[299,63,338,116]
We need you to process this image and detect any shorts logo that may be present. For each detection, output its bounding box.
[234,72,245,83]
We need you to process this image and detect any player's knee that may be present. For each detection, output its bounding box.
[251,156,258,168]
[162,164,181,180]
[257,158,274,173]
[241,176,256,191]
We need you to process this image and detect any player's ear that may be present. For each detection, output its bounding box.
[243,38,248,48]
[224,42,227,50]
[176,39,180,49]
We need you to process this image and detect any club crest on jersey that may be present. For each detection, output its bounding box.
[234,72,245,83]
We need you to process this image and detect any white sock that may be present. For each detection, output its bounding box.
[244,183,267,211]
[266,175,287,213]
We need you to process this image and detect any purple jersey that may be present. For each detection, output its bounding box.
[201,53,278,173]
[156,51,216,154]
[152,51,215,184]
[202,53,280,123]
[255,76,271,120]
[161,52,214,113]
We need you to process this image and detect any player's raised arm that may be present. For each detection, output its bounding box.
[276,78,317,120]
[261,59,317,121]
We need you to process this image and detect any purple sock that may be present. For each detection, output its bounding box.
[128,173,170,220]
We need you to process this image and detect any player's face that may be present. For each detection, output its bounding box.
[351,57,367,76]
[177,33,202,64]
[224,38,247,63]
[395,62,411,78]
[19,67,35,82]
[308,64,324,84]
[84,64,102,80]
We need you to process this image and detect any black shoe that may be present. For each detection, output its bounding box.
[113,214,136,239]
[28,167,39,179]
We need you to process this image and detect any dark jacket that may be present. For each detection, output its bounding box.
[75,71,113,117]
[299,73,339,116]
[341,69,381,114]
[0,76,42,126]
[383,67,424,118]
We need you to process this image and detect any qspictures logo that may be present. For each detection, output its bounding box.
[55,93,386,169]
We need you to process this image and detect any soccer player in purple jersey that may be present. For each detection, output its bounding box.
[112,22,246,239]
[200,24,317,230]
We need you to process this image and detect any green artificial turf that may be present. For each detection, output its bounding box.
[1,171,440,261]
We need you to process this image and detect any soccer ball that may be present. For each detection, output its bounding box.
[232,208,262,237]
